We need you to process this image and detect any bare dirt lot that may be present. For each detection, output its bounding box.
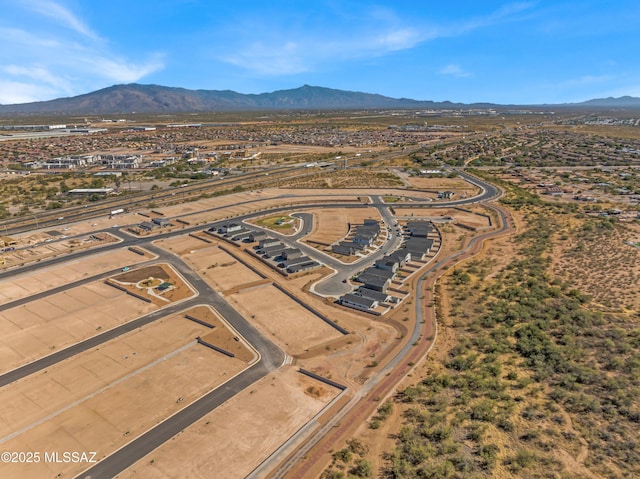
[186,305,256,362]
[0,282,157,373]
[60,211,142,236]
[119,366,341,479]
[304,207,380,246]
[0,232,120,269]
[0,248,154,305]
[0,309,251,479]
[177,244,264,292]
[228,284,343,355]
[405,176,481,195]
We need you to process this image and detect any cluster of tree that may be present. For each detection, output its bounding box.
[382,190,639,477]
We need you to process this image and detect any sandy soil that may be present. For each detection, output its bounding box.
[0,232,120,269]
[0,282,157,373]
[405,176,481,194]
[132,187,447,228]
[304,207,380,246]
[329,209,517,478]
[179,245,264,291]
[228,284,343,355]
[0,311,250,479]
[153,233,214,255]
[186,305,256,363]
[58,212,142,236]
[0,248,154,306]
[119,366,340,479]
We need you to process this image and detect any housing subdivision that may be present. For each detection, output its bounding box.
[338,220,438,315]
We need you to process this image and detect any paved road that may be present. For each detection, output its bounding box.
[71,244,285,479]
[0,241,285,478]
[276,202,513,479]
[0,170,502,478]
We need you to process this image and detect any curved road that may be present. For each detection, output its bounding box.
[0,168,501,479]
[273,200,512,479]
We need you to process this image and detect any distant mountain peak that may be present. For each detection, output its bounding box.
[0,84,464,115]
[0,84,639,115]
[577,95,640,107]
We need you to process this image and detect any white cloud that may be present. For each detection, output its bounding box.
[217,3,534,76]
[23,0,99,40]
[222,42,308,76]
[0,4,164,102]
[3,64,70,90]
[0,81,58,104]
[83,54,165,83]
[220,25,430,76]
[439,64,472,78]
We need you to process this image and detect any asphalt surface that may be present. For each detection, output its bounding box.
[72,244,285,479]
[0,169,501,479]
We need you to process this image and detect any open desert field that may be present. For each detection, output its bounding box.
[304,207,381,246]
[228,284,343,355]
[0,282,157,373]
[0,310,252,479]
[405,176,481,194]
[150,190,278,223]
[0,247,154,305]
[119,366,341,479]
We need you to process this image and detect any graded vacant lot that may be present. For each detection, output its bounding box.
[177,245,265,292]
[154,233,213,256]
[0,310,251,479]
[304,207,381,246]
[405,176,481,195]
[0,247,154,305]
[120,366,341,479]
[228,284,343,355]
[186,305,256,362]
[0,232,120,269]
[59,211,142,236]
[0,282,157,373]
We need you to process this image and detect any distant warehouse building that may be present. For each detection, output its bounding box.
[68,188,114,196]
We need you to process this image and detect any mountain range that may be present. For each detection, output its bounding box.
[0,84,639,115]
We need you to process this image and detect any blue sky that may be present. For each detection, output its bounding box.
[1,0,639,105]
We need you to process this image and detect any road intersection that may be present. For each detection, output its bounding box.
[0,169,502,479]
